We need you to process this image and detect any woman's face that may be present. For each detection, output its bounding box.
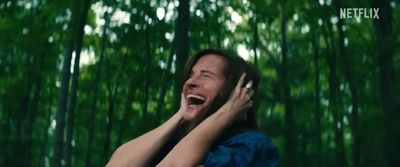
[182,54,226,122]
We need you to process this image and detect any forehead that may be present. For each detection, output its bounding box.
[192,54,226,73]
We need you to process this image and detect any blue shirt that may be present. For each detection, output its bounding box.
[204,131,280,167]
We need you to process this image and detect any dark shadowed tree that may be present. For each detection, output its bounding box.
[173,0,190,111]
[52,0,82,166]
[334,1,360,166]
[65,0,92,167]
[322,16,348,167]
[370,0,400,166]
[85,10,111,167]
[280,13,297,167]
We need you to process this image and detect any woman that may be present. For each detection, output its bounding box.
[107,49,279,167]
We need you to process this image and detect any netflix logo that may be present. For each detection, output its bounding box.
[340,8,380,19]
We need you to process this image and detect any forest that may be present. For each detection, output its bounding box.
[0,0,399,167]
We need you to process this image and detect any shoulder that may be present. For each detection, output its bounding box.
[204,131,280,167]
[224,131,279,158]
[227,131,269,141]
[223,131,274,149]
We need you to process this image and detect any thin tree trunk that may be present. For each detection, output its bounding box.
[252,15,258,67]
[17,10,38,163]
[173,0,190,112]
[311,25,322,167]
[334,1,360,166]
[40,104,52,166]
[143,26,152,122]
[65,0,91,166]
[280,15,296,167]
[156,40,175,125]
[103,91,115,164]
[370,0,399,166]
[85,11,110,167]
[322,21,348,167]
[103,37,129,164]
[114,40,133,146]
[26,0,42,140]
[18,56,33,136]
[115,81,135,147]
[203,7,212,48]
[17,55,35,167]
[2,100,11,166]
[52,0,81,166]
[24,67,43,167]
[215,0,221,48]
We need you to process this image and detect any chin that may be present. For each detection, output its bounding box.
[183,105,207,121]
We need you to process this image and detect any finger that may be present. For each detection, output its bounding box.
[181,93,187,105]
[241,100,252,110]
[235,73,246,93]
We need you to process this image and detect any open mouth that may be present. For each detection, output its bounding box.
[187,94,206,105]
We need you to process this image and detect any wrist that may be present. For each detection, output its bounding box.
[211,105,236,125]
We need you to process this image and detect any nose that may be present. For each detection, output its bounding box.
[185,75,199,89]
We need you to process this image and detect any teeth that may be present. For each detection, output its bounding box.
[187,94,206,101]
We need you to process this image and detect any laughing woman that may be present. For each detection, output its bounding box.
[107,49,279,167]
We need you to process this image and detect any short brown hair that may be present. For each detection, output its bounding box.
[182,49,260,132]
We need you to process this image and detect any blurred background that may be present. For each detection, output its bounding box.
[0,0,399,167]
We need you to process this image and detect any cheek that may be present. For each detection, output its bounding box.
[207,83,225,99]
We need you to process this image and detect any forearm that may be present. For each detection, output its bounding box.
[107,112,182,167]
[158,106,235,167]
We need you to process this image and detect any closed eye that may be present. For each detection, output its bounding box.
[200,70,215,78]
[200,73,211,78]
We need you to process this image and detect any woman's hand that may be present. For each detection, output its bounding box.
[220,73,254,121]
[178,93,188,116]
[172,93,187,125]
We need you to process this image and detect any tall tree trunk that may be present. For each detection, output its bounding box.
[322,21,348,167]
[52,0,81,166]
[252,14,258,67]
[173,0,190,112]
[17,2,41,163]
[85,11,110,167]
[40,104,52,166]
[17,55,35,167]
[156,40,175,125]
[65,0,91,166]
[143,26,152,122]
[334,1,360,166]
[370,0,399,166]
[311,24,322,167]
[114,41,133,147]
[215,0,221,48]
[115,81,135,147]
[203,7,212,48]
[24,68,43,167]
[102,37,128,164]
[280,15,296,167]
[103,91,115,165]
